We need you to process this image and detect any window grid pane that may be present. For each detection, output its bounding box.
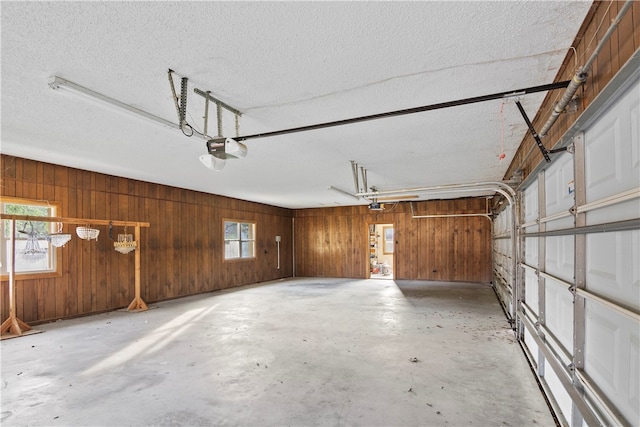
[224,222,239,240]
[225,241,239,259]
[224,221,256,260]
[1,200,56,276]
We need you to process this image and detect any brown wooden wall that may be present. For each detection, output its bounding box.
[505,0,640,182]
[1,158,495,325]
[1,155,294,324]
[294,198,492,282]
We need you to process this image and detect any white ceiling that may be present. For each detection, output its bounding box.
[1,1,593,209]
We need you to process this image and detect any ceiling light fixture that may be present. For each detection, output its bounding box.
[198,154,226,172]
[49,73,248,172]
[48,76,179,130]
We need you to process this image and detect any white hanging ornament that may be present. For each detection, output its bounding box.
[114,226,137,254]
[48,222,72,247]
[19,222,47,262]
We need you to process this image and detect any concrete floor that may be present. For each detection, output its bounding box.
[1,278,556,426]
[370,272,393,280]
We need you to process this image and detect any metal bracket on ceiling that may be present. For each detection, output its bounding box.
[514,100,551,163]
[501,91,525,101]
[194,88,242,117]
[168,69,190,134]
[350,160,368,194]
[167,69,242,140]
[195,88,243,139]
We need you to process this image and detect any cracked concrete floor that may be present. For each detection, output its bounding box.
[1,278,555,426]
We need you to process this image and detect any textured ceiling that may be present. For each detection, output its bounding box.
[1,1,593,208]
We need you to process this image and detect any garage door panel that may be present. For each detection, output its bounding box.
[525,269,539,313]
[524,328,539,365]
[525,236,538,265]
[629,335,639,419]
[493,208,513,306]
[584,300,640,424]
[585,77,639,204]
[506,72,639,426]
[545,279,574,352]
[524,180,539,223]
[545,152,575,230]
[545,360,573,425]
[586,230,640,310]
[586,197,640,224]
[586,117,620,191]
[495,206,512,234]
[585,307,618,385]
[632,100,639,170]
[546,235,575,282]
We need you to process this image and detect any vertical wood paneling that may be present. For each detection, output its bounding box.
[1,155,294,325]
[634,1,640,51]
[43,279,56,320]
[163,199,174,300]
[294,199,492,282]
[194,204,205,293]
[146,197,160,302]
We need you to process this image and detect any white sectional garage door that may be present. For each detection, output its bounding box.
[503,71,639,426]
[492,204,515,320]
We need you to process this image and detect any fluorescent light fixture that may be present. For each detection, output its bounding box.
[49,76,248,172]
[327,186,360,200]
[377,195,418,201]
[199,154,226,171]
[48,76,179,130]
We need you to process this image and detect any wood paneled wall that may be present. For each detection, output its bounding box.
[505,0,640,182]
[294,198,492,282]
[1,155,293,324]
[1,156,493,325]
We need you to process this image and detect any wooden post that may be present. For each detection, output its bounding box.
[127,224,148,312]
[1,219,32,337]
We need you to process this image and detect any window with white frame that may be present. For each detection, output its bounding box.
[224,220,255,260]
[1,198,58,277]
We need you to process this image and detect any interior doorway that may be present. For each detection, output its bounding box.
[368,223,394,279]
